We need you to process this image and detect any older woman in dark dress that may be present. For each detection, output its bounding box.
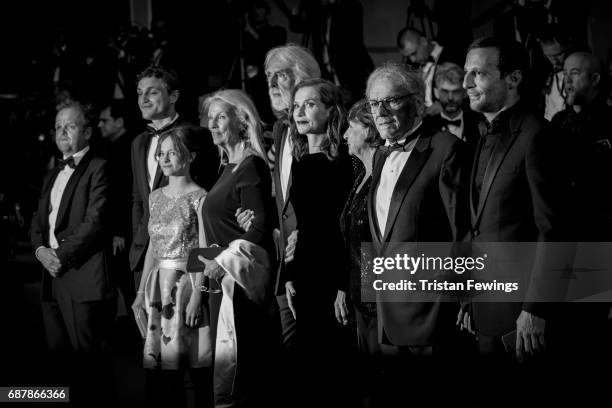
[337,100,384,406]
[337,99,383,351]
[198,89,278,407]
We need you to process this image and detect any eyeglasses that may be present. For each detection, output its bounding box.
[367,94,415,112]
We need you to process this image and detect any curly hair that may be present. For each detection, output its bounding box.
[289,78,347,161]
[137,65,181,93]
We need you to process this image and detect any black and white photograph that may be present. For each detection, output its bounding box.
[1,0,612,407]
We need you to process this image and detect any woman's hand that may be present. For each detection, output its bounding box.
[286,281,297,320]
[285,230,299,263]
[198,256,226,281]
[235,208,255,232]
[334,290,351,326]
[131,291,146,320]
[185,291,203,328]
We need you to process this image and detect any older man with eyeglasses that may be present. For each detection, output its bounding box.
[365,62,470,406]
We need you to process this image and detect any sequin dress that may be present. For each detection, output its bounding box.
[143,188,212,370]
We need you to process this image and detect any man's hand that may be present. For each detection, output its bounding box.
[235,208,255,232]
[334,290,350,326]
[456,304,476,335]
[37,247,62,277]
[516,310,546,362]
[112,236,126,256]
[286,281,297,320]
[198,256,226,281]
[285,230,299,263]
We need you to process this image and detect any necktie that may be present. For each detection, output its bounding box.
[442,118,462,127]
[58,156,75,169]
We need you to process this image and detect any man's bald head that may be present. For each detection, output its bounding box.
[564,52,602,107]
[396,28,430,66]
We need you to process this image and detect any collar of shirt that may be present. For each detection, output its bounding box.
[440,110,463,124]
[63,145,90,167]
[148,113,180,132]
[430,42,443,63]
[385,121,423,147]
[485,99,521,132]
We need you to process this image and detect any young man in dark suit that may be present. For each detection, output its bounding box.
[31,102,116,405]
[461,36,571,404]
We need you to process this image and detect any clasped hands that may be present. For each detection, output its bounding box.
[37,247,62,277]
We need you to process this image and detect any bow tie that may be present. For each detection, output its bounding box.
[380,142,407,155]
[442,118,462,127]
[58,156,76,170]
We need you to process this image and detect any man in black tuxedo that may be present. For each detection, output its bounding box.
[129,66,218,279]
[461,36,570,404]
[365,62,468,405]
[31,102,116,405]
[426,61,483,157]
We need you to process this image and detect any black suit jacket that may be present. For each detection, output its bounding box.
[31,151,115,302]
[368,124,469,346]
[129,119,219,271]
[271,118,297,294]
[467,103,569,336]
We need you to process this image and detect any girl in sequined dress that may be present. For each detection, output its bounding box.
[131,125,212,407]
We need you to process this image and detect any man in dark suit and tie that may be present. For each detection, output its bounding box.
[461,36,571,404]
[129,66,218,282]
[426,61,484,158]
[31,102,116,405]
[365,62,468,405]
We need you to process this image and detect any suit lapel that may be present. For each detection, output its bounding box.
[137,134,151,195]
[368,149,386,244]
[278,129,293,213]
[55,151,93,232]
[473,114,523,226]
[41,167,62,241]
[381,136,432,243]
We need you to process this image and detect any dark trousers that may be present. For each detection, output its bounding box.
[145,367,213,408]
[41,292,116,407]
[111,249,136,313]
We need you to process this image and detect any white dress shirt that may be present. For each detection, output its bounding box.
[47,146,90,249]
[440,111,465,141]
[544,71,565,121]
[147,113,179,191]
[280,129,293,203]
[375,123,421,236]
[423,42,443,107]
